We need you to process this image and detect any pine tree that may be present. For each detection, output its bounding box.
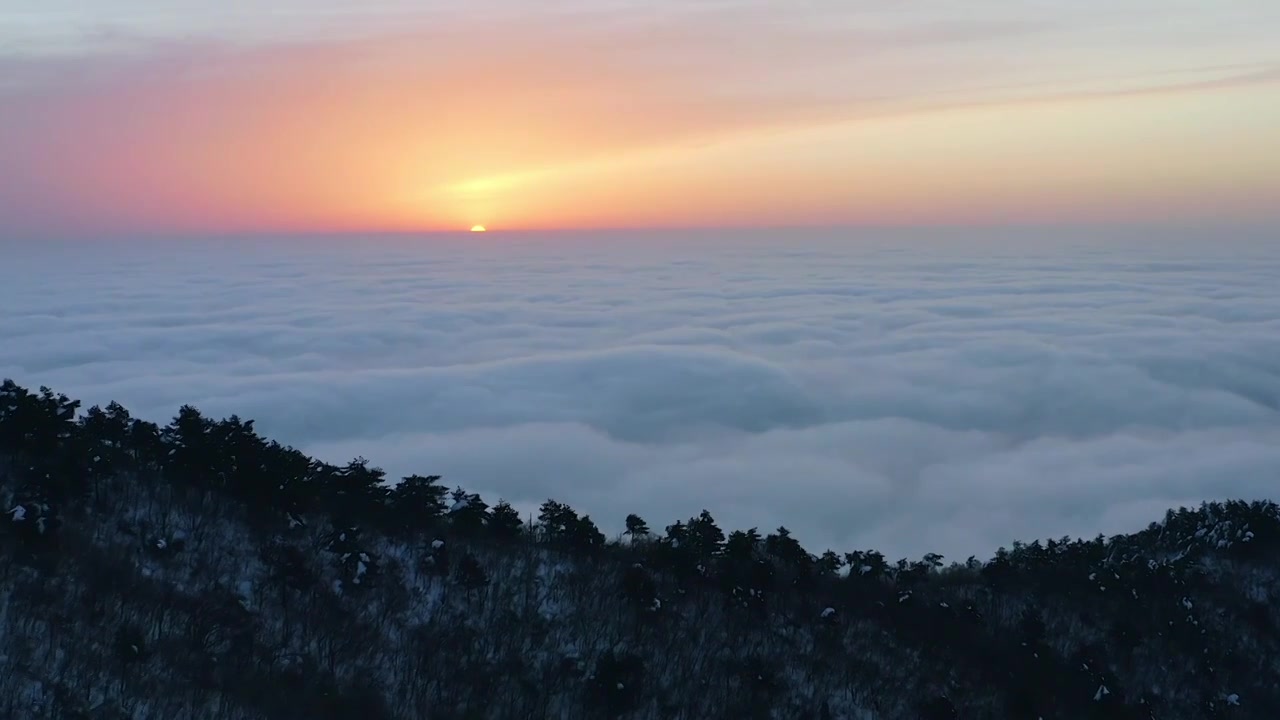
[726,528,761,562]
[320,457,390,526]
[572,515,606,551]
[538,499,579,543]
[815,550,843,578]
[624,513,651,540]
[489,500,524,540]
[389,474,448,535]
[448,488,490,535]
[686,510,725,562]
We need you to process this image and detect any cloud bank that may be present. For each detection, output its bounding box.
[3,229,1279,559]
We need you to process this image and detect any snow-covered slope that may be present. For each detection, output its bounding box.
[1,380,1278,719]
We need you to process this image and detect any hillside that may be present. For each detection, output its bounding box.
[1,379,1278,719]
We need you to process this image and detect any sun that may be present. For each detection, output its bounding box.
[470,225,486,233]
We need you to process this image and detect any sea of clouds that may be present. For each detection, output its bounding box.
[3,228,1279,560]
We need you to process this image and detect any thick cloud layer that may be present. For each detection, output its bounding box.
[3,229,1279,559]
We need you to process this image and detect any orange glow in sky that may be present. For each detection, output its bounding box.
[1,2,1278,236]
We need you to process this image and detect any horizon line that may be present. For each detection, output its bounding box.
[5,218,1278,244]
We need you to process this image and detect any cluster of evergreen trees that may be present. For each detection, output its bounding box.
[2,379,1278,719]
[0,379,926,602]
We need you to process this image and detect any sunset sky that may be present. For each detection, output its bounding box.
[2,0,1278,235]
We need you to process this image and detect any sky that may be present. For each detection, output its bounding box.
[2,0,1279,235]
[3,231,1279,559]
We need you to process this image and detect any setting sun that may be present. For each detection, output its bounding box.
[470,225,486,233]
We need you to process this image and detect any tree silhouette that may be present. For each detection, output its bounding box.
[624,513,651,540]
[389,474,448,535]
[489,500,524,540]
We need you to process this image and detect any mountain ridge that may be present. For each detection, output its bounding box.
[1,379,1277,719]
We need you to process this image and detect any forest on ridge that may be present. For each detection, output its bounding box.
[1,379,1278,719]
